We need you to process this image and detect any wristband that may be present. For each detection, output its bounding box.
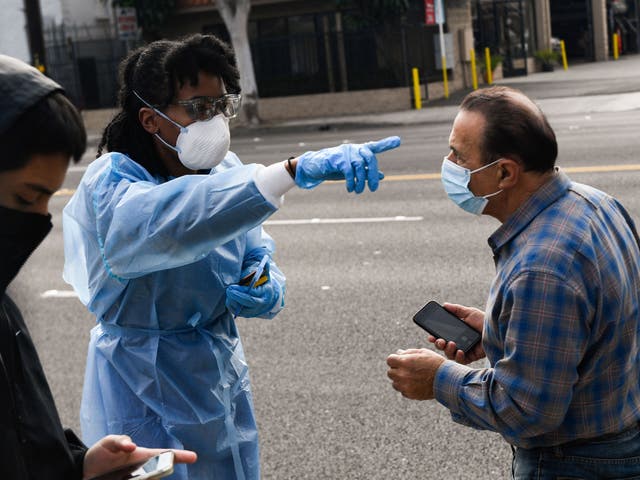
[286,157,296,179]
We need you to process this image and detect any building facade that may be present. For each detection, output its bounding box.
[4,0,636,118]
[550,0,639,61]
[158,0,476,119]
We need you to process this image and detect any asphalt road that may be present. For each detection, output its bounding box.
[9,100,640,479]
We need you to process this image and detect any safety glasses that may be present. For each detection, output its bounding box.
[174,94,242,121]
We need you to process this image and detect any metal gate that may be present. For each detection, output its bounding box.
[44,24,138,109]
[473,0,530,77]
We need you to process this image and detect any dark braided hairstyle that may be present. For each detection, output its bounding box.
[166,33,240,97]
[97,34,240,176]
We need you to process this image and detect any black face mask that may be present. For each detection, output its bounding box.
[0,205,52,294]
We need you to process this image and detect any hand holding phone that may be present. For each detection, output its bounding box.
[89,451,174,480]
[239,254,270,288]
[128,451,174,480]
[413,301,481,354]
[230,254,271,318]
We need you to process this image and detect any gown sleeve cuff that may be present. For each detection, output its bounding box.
[254,162,296,208]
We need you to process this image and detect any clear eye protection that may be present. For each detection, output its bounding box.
[175,94,242,121]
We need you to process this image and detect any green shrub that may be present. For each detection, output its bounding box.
[480,52,503,72]
[534,49,560,64]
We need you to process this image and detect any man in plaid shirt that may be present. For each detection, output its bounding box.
[387,86,640,478]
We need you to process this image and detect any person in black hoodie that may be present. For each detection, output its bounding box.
[0,54,197,479]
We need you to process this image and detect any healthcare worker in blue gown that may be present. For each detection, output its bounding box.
[63,34,400,480]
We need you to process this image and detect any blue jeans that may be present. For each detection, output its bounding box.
[512,423,640,479]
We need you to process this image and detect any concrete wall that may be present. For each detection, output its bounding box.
[0,0,66,64]
[1,0,30,62]
[258,75,475,123]
[256,87,413,121]
[41,0,64,26]
[59,0,111,25]
[40,0,114,39]
[81,76,463,130]
[446,0,473,89]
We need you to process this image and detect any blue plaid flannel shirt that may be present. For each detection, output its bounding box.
[434,169,640,448]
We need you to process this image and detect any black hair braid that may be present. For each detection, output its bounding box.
[96,46,146,158]
[97,34,240,177]
[166,34,241,94]
[97,41,175,176]
[96,46,143,157]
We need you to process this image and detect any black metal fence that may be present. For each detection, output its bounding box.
[251,24,440,98]
[44,22,440,108]
[473,0,534,77]
[44,24,138,109]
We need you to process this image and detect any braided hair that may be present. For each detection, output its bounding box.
[98,34,241,176]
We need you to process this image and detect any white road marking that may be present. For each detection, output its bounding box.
[264,215,423,226]
[41,290,78,298]
[55,164,640,197]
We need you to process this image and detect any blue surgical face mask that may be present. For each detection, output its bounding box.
[441,157,503,215]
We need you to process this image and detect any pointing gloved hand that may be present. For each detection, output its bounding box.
[226,261,282,318]
[294,136,401,193]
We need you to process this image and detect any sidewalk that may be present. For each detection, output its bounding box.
[263,54,640,131]
[85,54,640,142]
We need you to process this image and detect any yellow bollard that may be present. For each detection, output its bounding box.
[412,67,422,110]
[613,33,619,60]
[470,49,478,90]
[442,56,449,99]
[560,40,569,70]
[33,53,46,74]
[485,47,493,85]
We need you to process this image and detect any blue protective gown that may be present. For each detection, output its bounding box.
[62,151,286,480]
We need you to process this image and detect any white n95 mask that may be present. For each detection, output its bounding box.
[440,157,502,215]
[172,114,230,170]
[133,91,231,171]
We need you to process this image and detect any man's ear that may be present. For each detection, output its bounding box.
[138,107,159,134]
[497,158,520,189]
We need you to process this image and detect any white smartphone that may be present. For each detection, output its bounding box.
[89,451,175,480]
[128,451,174,480]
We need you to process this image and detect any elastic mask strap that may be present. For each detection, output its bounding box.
[132,90,188,134]
[133,90,188,155]
[472,159,503,199]
[154,132,181,155]
[470,158,501,175]
[482,189,503,199]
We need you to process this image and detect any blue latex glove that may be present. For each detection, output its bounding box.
[243,246,270,266]
[226,261,282,318]
[295,136,401,193]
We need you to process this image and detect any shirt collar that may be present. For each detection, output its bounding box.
[487,168,571,254]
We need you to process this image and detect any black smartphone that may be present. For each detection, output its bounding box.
[413,301,481,353]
